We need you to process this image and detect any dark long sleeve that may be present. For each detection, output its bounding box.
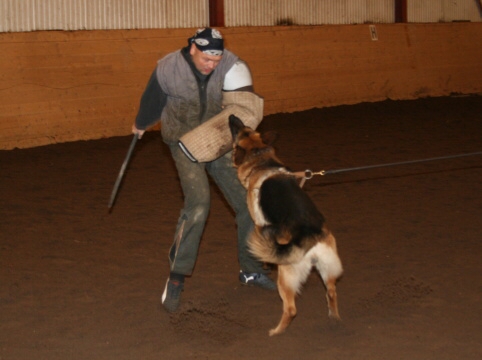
[135,68,167,130]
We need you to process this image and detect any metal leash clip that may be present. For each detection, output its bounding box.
[304,169,325,179]
[299,169,325,188]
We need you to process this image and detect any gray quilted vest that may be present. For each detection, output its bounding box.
[156,49,238,144]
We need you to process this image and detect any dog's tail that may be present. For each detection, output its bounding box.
[248,227,320,265]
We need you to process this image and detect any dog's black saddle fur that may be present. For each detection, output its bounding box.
[259,174,325,250]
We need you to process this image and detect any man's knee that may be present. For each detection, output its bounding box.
[189,203,210,223]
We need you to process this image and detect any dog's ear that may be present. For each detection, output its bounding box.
[229,115,245,141]
[261,131,278,146]
[233,146,247,166]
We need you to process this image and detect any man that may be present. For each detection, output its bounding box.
[132,28,276,313]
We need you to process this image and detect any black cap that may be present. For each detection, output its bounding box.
[188,28,224,56]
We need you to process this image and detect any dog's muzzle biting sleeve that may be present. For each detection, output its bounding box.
[178,91,264,162]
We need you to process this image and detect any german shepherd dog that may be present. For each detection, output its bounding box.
[229,115,343,336]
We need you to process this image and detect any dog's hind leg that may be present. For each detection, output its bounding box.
[269,264,298,336]
[269,260,312,336]
[324,277,340,319]
[313,237,343,320]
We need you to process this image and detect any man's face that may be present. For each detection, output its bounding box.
[189,44,222,75]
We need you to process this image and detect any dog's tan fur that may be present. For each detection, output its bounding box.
[229,115,343,336]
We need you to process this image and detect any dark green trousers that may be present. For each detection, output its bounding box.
[167,144,266,276]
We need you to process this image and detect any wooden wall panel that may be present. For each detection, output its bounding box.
[0,23,481,150]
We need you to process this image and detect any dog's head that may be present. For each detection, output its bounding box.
[229,115,278,167]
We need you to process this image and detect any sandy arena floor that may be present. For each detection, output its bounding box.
[1,95,481,359]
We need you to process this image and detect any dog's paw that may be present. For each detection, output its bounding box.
[268,327,284,336]
[328,309,341,320]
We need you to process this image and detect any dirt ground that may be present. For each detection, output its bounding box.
[1,95,481,360]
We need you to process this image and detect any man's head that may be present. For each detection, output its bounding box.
[188,28,224,75]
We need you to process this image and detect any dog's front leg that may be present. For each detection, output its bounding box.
[269,264,297,336]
